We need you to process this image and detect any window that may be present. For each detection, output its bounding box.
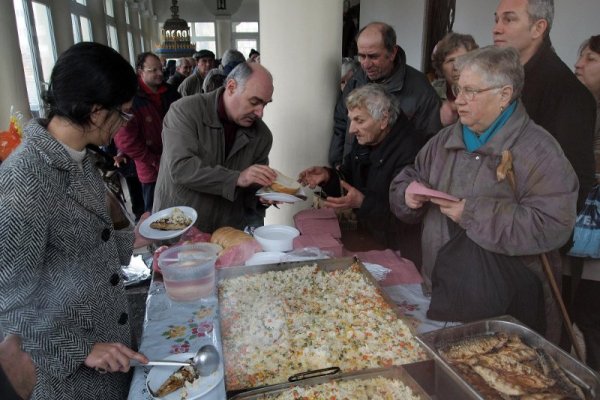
[127,31,135,66]
[140,36,144,53]
[107,25,118,51]
[75,0,86,4]
[232,22,259,59]
[125,2,130,24]
[104,0,114,17]
[191,22,216,53]
[31,2,56,84]
[72,14,93,42]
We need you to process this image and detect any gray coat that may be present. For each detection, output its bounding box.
[0,120,134,399]
[153,88,273,233]
[389,102,578,292]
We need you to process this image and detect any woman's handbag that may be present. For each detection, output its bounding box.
[568,185,600,258]
[427,219,546,333]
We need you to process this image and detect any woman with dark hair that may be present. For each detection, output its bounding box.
[431,32,478,126]
[0,42,148,399]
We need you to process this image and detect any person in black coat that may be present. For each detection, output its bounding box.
[299,84,425,260]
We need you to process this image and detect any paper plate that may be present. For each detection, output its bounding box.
[146,352,224,400]
[256,188,306,203]
[139,206,197,240]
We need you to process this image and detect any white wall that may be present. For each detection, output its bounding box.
[453,0,600,68]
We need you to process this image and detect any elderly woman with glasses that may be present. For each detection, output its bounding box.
[389,46,578,333]
[0,42,149,399]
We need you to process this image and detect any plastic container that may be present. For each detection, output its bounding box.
[158,243,221,302]
[253,225,300,252]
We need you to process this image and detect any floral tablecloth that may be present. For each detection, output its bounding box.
[127,278,226,400]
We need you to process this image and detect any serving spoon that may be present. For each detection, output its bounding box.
[131,344,220,376]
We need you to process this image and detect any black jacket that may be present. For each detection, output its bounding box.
[329,46,441,167]
[323,112,425,249]
[522,38,597,210]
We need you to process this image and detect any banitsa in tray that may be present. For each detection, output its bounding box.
[217,257,428,393]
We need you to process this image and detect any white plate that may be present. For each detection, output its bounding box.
[256,188,305,203]
[146,352,224,400]
[244,251,286,266]
[139,206,198,240]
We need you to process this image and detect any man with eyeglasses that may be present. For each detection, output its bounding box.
[328,21,442,168]
[114,52,181,213]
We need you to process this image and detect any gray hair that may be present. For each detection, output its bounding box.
[341,57,360,77]
[175,57,190,68]
[346,84,400,127]
[526,0,554,35]
[454,46,524,102]
[202,68,227,93]
[221,49,246,67]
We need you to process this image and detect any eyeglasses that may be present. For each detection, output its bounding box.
[114,108,134,122]
[452,85,502,101]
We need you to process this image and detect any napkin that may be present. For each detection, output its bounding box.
[293,233,343,257]
[293,208,342,238]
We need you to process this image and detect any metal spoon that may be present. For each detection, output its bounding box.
[131,344,220,376]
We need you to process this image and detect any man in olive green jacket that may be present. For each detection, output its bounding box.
[153,62,277,232]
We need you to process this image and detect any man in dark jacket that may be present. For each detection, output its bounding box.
[166,57,193,89]
[328,22,441,168]
[302,84,424,261]
[115,52,181,212]
[493,0,597,350]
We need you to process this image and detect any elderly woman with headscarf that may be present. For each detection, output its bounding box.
[389,46,578,334]
[299,84,424,260]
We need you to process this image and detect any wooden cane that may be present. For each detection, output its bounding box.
[540,253,585,361]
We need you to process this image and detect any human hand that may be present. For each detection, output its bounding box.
[322,181,364,209]
[298,166,330,189]
[237,165,277,188]
[405,190,429,209]
[113,154,128,168]
[85,343,149,373]
[430,197,465,222]
[133,212,154,249]
[440,100,458,126]
[0,334,36,399]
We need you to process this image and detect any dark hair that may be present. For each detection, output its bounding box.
[43,42,137,125]
[202,69,227,93]
[579,35,600,56]
[135,51,160,71]
[431,32,478,77]
[357,22,397,54]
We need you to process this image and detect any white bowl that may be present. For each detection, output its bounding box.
[244,251,286,266]
[253,225,300,252]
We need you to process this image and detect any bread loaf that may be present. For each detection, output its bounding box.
[269,169,301,195]
[210,227,254,249]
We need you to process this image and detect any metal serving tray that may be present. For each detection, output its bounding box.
[417,316,600,399]
[217,256,410,325]
[217,257,428,394]
[228,366,431,399]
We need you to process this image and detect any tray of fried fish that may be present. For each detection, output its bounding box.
[417,315,599,399]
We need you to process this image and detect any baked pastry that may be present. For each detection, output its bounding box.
[269,169,301,195]
[153,364,198,397]
[150,208,192,231]
[210,227,254,249]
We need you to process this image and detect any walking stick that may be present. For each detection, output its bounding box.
[498,150,584,361]
[539,253,585,361]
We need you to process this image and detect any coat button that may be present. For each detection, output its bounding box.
[118,312,128,325]
[101,228,111,242]
[110,273,120,286]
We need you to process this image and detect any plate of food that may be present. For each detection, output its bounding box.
[146,352,224,400]
[139,206,197,240]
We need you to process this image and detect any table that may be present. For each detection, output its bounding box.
[127,276,226,400]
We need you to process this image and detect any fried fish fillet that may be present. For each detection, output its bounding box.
[153,365,198,397]
[440,333,509,362]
